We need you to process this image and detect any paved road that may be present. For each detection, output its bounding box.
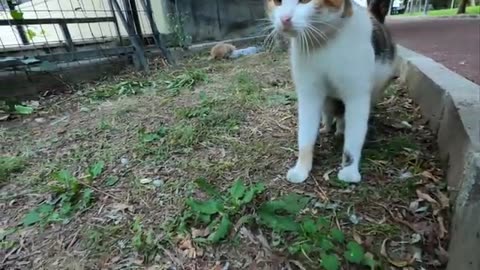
[387,17,480,84]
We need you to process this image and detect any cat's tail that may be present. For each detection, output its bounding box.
[368,0,390,24]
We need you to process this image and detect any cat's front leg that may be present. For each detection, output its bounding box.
[338,95,371,183]
[287,88,324,183]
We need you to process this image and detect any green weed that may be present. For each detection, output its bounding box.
[131,217,158,261]
[177,178,265,244]
[0,156,26,183]
[89,80,152,100]
[22,161,105,226]
[258,194,378,269]
[85,225,124,254]
[164,68,208,95]
[230,71,263,103]
[173,179,379,269]
[176,94,243,134]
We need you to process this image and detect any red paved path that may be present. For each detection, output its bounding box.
[387,17,480,84]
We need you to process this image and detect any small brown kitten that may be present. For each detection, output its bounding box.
[209,43,236,60]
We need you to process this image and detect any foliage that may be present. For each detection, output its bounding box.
[89,80,152,100]
[10,10,24,20]
[174,179,379,268]
[167,12,192,48]
[22,161,105,226]
[178,178,265,243]
[0,156,26,183]
[131,217,157,261]
[13,105,34,115]
[257,195,378,268]
[402,6,480,17]
[164,68,208,95]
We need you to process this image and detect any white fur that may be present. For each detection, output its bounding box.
[270,1,395,183]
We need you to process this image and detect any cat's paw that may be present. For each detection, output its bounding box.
[337,166,361,183]
[287,166,309,183]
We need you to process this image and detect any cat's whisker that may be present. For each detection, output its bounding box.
[301,31,309,56]
[308,25,329,43]
[301,30,309,56]
[309,20,341,31]
[304,29,316,55]
[306,26,324,46]
[264,30,278,52]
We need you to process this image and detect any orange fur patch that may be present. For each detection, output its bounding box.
[319,0,343,9]
[265,0,276,15]
[210,43,236,60]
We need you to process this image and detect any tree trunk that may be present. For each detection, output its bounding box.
[457,0,468,13]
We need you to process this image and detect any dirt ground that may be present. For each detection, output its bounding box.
[1,51,449,270]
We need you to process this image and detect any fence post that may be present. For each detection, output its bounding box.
[128,0,143,41]
[59,22,75,53]
[111,0,148,71]
[108,0,124,45]
[6,0,29,45]
[141,0,174,64]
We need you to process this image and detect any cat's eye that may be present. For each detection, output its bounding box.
[299,0,311,3]
[273,0,282,5]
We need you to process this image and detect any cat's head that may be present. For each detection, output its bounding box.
[265,0,352,37]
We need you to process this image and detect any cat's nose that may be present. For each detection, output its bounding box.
[280,15,292,28]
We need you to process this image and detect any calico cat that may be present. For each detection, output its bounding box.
[265,0,397,183]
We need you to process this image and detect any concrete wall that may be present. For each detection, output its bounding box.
[165,0,266,43]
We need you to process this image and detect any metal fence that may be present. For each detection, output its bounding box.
[0,0,171,97]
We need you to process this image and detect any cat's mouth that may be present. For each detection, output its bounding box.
[278,25,299,37]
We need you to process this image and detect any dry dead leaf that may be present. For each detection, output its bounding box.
[140,178,153,184]
[416,189,439,205]
[364,214,386,224]
[436,191,450,209]
[435,245,449,264]
[288,260,307,270]
[322,169,334,181]
[421,171,440,182]
[240,227,257,244]
[191,227,210,238]
[210,263,222,270]
[0,114,10,121]
[381,239,414,267]
[178,238,199,258]
[437,216,448,239]
[178,238,193,250]
[109,203,133,212]
[353,231,363,244]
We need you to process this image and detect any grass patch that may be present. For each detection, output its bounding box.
[0,156,26,183]
[171,179,379,269]
[22,161,104,227]
[89,79,152,100]
[401,6,480,16]
[163,68,208,95]
[0,51,446,269]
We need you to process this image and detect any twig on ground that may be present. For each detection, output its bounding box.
[376,203,419,233]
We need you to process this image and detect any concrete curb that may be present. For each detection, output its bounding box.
[397,45,480,270]
[388,14,480,21]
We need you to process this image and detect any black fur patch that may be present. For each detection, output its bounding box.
[371,19,396,63]
[343,151,353,167]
